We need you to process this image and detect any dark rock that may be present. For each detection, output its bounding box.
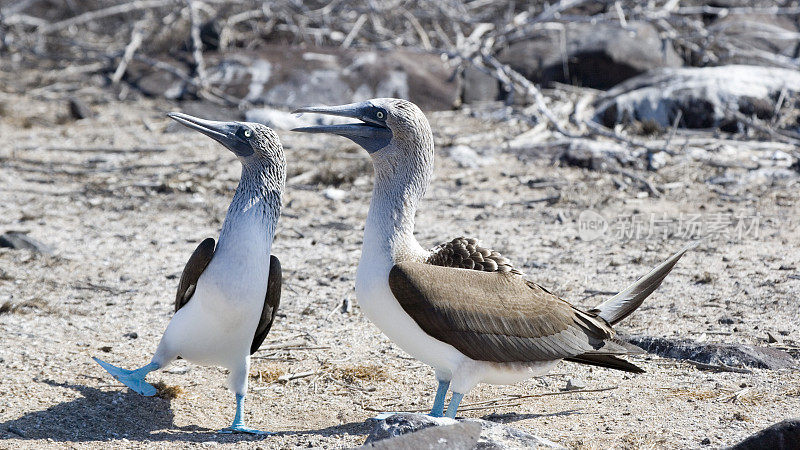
[123,332,138,339]
[361,422,480,450]
[497,22,681,90]
[0,232,54,255]
[559,139,637,171]
[67,97,93,120]
[728,419,800,450]
[701,437,711,445]
[364,413,564,449]
[718,317,736,325]
[199,19,221,51]
[625,335,797,370]
[594,65,800,129]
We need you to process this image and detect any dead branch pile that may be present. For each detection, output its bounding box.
[1,1,799,161]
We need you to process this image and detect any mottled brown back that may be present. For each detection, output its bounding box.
[426,237,522,274]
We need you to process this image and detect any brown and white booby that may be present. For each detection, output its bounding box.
[292,99,693,418]
[93,113,286,434]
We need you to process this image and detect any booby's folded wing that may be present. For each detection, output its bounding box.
[388,262,633,364]
[250,255,282,354]
[175,238,216,312]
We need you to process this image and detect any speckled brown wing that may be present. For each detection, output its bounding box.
[175,238,216,312]
[250,255,282,355]
[388,261,642,369]
[426,237,522,275]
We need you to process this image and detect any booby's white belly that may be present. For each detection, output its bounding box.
[156,217,271,371]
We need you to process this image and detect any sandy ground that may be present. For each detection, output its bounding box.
[1,91,799,449]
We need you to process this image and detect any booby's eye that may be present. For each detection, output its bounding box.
[243,128,253,138]
[376,111,385,120]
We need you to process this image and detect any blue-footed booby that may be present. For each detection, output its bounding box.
[93,113,286,434]
[292,99,693,418]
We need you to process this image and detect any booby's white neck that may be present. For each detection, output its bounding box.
[360,141,433,267]
[216,164,282,256]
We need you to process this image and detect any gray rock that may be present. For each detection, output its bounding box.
[245,107,349,131]
[0,232,54,255]
[594,65,800,130]
[448,145,495,169]
[564,377,585,391]
[461,66,501,104]
[625,335,797,370]
[706,14,799,67]
[497,22,681,90]
[203,46,459,111]
[361,422,480,450]
[126,60,186,99]
[728,419,800,450]
[364,413,564,449]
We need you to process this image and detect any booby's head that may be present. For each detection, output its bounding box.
[291,99,434,168]
[168,112,285,170]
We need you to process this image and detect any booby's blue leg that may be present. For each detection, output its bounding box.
[93,357,159,396]
[444,392,464,419]
[429,379,450,417]
[218,393,271,435]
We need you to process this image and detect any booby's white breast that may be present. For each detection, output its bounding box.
[158,209,271,370]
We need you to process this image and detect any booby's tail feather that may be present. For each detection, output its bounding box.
[92,357,158,396]
[590,242,697,326]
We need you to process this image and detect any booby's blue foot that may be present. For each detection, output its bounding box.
[218,425,272,435]
[218,393,270,435]
[93,357,159,396]
[429,379,450,417]
[445,392,464,419]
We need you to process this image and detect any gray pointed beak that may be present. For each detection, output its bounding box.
[167,112,254,157]
[291,102,392,154]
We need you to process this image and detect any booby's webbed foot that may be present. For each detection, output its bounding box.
[93,357,159,396]
[218,425,272,435]
[429,379,450,417]
[445,392,464,419]
[220,393,270,435]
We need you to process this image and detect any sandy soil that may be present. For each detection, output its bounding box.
[1,91,798,449]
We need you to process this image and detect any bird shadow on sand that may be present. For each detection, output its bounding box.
[269,420,373,440]
[1,380,267,444]
[480,409,582,424]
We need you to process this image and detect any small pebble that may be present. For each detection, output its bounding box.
[323,188,347,201]
[565,378,586,391]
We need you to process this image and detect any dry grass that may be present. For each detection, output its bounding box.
[153,381,185,399]
[662,387,719,401]
[330,364,388,384]
[693,271,715,284]
[0,298,51,315]
[250,364,287,383]
[784,386,800,397]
